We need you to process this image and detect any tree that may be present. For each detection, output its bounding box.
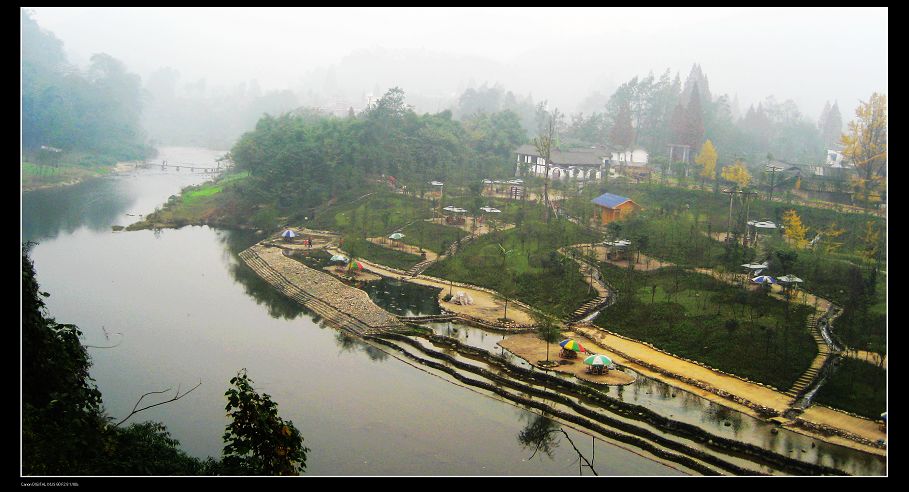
[534,107,562,223]
[781,209,809,249]
[721,160,751,188]
[682,83,706,150]
[221,369,309,475]
[608,99,635,154]
[819,100,844,148]
[840,93,887,207]
[695,139,717,189]
[532,311,562,366]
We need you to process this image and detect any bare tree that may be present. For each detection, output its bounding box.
[534,107,561,223]
[114,380,202,427]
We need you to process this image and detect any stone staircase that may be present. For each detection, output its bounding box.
[405,258,436,277]
[564,253,612,323]
[784,314,832,398]
[568,294,609,323]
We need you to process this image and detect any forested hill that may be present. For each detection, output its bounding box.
[230,87,527,215]
[21,10,152,165]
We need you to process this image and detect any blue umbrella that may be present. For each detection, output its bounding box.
[281,229,296,238]
[751,275,776,284]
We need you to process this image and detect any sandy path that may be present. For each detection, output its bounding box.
[842,350,887,368]
[366,237,438,260]
[426,216,515,236]
[798,406,887,453]
[570,324,886,455]
[588,245,674,271]
[499,333,635,386]
[571,325,794,413]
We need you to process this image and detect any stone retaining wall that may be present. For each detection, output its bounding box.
[242,244,403,334]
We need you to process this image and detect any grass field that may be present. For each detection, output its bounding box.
[595,263,817,390]
[398,221,468,254]
[344,237,424,271]
[813,357,887,420]
[426,216,599,317]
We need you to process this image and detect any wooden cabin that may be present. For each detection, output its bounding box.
[592,192,641,225]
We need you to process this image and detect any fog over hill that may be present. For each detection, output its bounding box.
[28,7,886,149]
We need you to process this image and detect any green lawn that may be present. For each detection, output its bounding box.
[344,237,423,271]
[398,221,468,254]
[425,216,599,317]
[813,357,887,419]
[310,191,434,238]
[595,263,817,390]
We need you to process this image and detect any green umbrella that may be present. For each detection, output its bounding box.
[583,354,612,366]
[389,232,405,240]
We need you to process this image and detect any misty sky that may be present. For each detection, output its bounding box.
[28,7,887,119]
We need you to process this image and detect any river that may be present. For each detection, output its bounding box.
[22,147,688,476]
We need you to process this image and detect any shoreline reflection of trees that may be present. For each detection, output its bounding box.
[218,229,310,320]
[517,413,599,476]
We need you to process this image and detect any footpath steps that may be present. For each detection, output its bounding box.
[560,249,612,323]
[784,314,833,398]
[406,258,436,277]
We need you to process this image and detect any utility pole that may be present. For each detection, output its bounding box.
[723,188,736,244]
[766,164,784,201]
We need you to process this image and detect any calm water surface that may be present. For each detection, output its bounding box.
[22,148,682,476]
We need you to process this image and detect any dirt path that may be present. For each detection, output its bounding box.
[426,216,515,236]
[366,236,438,260]
[499,333,635,386]
[797,406,886,451]
[842,350,887,368]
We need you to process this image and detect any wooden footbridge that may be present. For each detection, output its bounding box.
[133,158,234,174]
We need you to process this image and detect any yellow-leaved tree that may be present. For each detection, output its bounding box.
[695,139,717,190]
[818,222,846,253]
[841,93,887,207]
[721,160,751,188]
[782,209,808,249]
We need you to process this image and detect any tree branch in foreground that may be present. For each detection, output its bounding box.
[114,380,202,427]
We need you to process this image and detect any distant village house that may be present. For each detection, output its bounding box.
[515,145,650,182]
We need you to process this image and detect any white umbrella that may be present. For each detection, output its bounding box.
[777,274,803,283]
[741,262,769,270]
[281,229,296,238]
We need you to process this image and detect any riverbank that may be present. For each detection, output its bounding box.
[247,230,886,457]
[21,161,138,193]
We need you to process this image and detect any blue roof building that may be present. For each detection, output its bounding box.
[591,192,640,224]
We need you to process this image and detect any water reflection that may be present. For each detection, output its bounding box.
[426,320,886,475]
[335,332,389,362]
[22,177,135,241]
[517,413,561,459]
[226,249,310,321]
[361,277,442,316]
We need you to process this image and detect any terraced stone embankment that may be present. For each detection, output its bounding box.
[239,243,405,336]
